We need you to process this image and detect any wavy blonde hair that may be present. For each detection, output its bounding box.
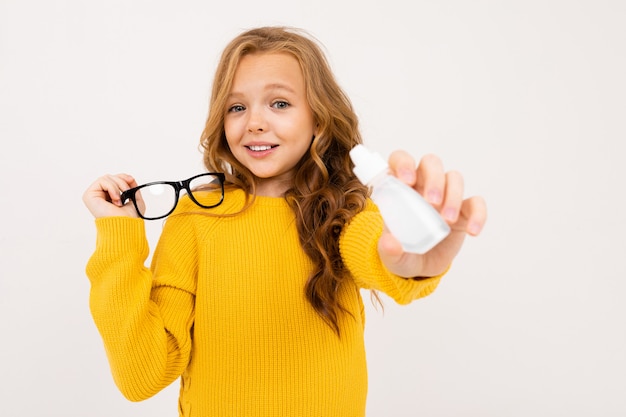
[200,26,369,335]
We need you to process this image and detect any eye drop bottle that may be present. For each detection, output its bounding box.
[349,144,451,254]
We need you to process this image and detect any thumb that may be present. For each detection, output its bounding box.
[377,229,430,278]
[377,231,405,267]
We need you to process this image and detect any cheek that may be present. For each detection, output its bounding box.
[282,115,315,138]
[223,120,240,144]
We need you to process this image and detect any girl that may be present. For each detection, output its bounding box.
[83,26,487,417]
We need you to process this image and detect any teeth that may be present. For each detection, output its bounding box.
[248,145,273,151]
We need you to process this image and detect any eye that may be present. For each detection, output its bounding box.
[271,100,290,110]
[228,104,246,113]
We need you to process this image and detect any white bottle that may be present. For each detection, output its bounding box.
[349,144,451,254]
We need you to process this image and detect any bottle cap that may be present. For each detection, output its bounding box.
[349,144,388,184]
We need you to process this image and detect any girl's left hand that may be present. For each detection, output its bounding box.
[377,150,487,278]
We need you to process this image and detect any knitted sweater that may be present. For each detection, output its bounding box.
[86,188,443,417]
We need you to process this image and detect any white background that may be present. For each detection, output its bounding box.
[1,0,625,416]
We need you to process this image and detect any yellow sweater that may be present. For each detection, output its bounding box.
[86,189,443,416]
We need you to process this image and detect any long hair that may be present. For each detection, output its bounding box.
[199,26,370,335]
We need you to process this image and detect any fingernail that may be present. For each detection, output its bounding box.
[427,190,443,205]
[444,208,457,221]
[468,222,482,235]
[399,168,415,184]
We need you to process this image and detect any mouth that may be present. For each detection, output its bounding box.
[245,145,278,152]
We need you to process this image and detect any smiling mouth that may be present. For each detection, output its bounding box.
[246,145,278,152]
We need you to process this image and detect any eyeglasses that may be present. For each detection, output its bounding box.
[120,172,225,220]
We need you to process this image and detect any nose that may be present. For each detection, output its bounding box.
[246,106,267,133]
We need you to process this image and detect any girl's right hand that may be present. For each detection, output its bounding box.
[82,173,140,219]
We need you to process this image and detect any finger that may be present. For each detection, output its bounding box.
[104,174,137,206]
[441,170,464,223]
[459,195,488,236]
[83,174,135,207]
[377,231,424,278]
[378,230,405,259]
[387,150,417,185]
[115,173,138,189]
[415,154,445,205]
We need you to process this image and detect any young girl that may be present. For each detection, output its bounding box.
[83,26,487,417]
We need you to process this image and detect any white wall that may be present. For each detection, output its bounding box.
[1,0,624,416]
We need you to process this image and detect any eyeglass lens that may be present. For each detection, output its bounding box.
[136,174,223,219]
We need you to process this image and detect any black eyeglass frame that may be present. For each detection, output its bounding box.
[120,172,226,220]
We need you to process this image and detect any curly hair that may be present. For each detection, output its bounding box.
[199,26,369,335]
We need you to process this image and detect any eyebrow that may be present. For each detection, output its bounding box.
[264,83,297,94]
[228,82,298,99]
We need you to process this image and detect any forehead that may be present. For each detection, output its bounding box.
[232,52,304,89]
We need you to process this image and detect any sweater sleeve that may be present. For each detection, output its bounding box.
[340,201,446,304]
[85,217,195,402]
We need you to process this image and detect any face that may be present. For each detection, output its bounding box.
[224,52,317,197]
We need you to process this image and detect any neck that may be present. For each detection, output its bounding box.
[254,178,291,197]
